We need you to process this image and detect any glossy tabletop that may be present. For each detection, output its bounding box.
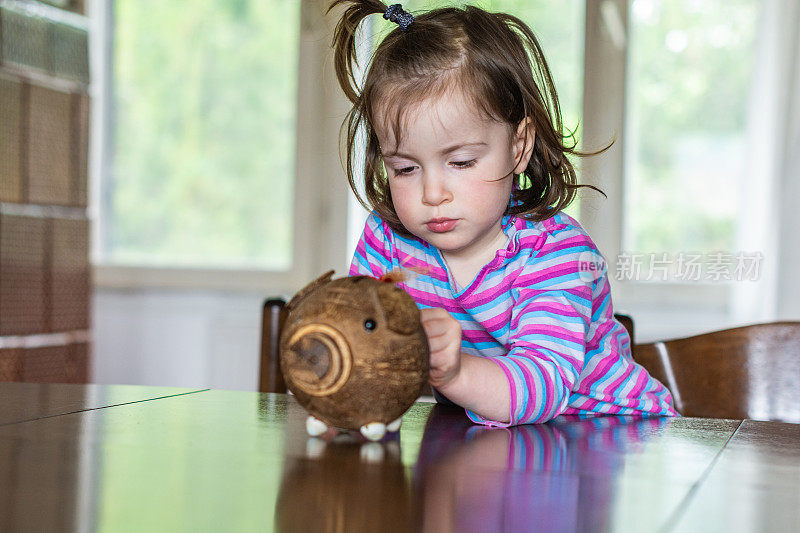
[0,384,797,532]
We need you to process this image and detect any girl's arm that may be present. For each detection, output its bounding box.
[423,285,590,427]
[421,308,511,423]
[437,353,511,423]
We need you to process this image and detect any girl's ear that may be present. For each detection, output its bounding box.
[512,117,536,174]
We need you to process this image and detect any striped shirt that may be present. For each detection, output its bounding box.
[350,211,678,426]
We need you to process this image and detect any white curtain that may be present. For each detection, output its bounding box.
[774,1,800,319]
[732,0,800,322]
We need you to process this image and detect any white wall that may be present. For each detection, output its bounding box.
[92,288,266,390]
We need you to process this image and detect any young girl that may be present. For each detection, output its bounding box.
[330,0,677,426]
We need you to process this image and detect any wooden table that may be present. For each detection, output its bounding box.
[0,383,797,532]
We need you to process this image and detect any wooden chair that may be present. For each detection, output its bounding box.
[259,298,288,393]
[614,313,634,345]
[633,322,800,423]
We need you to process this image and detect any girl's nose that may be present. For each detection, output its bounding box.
[421,173,452,206]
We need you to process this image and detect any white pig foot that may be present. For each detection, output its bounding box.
[360,422,386,441]
[306,415,328,437]
[386,417,402,432]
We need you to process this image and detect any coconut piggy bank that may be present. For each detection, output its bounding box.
[280,271,429,441]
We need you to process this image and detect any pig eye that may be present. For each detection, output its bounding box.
[364,319,377,332]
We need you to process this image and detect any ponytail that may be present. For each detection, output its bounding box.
[328,0,387,104]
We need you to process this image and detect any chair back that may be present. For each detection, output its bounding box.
[260,298,288,393]
[634,322,800,423]
[614,313,635,344]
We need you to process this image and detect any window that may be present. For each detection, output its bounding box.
[101,0,300,270]
[625,0,760,257]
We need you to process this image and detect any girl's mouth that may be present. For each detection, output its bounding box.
[426,218,457,233]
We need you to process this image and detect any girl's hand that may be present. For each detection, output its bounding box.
[420,308,462,389]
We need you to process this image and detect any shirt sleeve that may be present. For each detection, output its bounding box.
[466,229,602,427]
[349,212,394,278]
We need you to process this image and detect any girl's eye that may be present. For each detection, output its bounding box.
[394,166,417,176]
[451,159,477,169]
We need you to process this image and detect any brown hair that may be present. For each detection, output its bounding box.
[329,0,605,237]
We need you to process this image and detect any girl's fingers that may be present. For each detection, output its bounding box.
[423,326,460,354]
[427,336,454,355]
[421,318,450,338]
[420,307,451,323]
[420,308,461,379]
[420,309,460,335]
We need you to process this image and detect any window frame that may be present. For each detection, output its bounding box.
[89,0,351,293]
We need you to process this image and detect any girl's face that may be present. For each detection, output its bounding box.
[376,89,534,264]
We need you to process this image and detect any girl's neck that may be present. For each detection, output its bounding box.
[440,225,509,290]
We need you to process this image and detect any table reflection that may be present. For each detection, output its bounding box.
[275,431,415,532]
[274,403,668,532]
[416,406,668,532]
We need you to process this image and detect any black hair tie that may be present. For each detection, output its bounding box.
[383,3,414,32]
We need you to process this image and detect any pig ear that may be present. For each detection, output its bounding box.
[375,283,420,335]
[287,270,335,311]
